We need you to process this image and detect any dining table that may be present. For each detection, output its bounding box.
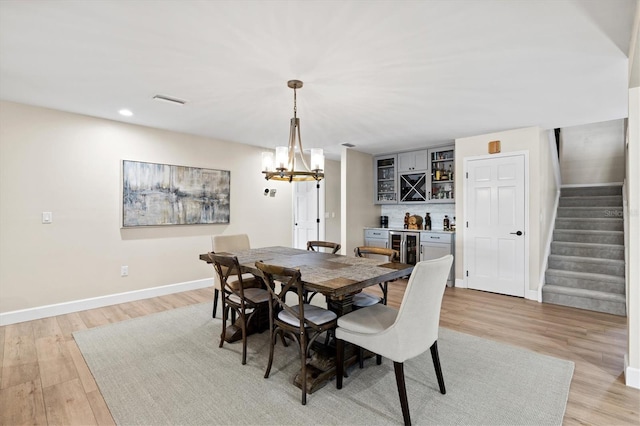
[199,246,415,392]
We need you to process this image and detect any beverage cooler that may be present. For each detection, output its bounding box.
[389,231,420,265]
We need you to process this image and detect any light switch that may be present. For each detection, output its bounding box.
[42,212,53,224]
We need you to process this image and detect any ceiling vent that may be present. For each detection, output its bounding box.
[342,143,355,147]
[153,95,186,105]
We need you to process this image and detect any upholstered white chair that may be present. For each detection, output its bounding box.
[211,234,256,318]
[335,255,454,426]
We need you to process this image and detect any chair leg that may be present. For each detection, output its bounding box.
[300,333,308,405]
[358,347,364,368]
[380,282,388,305]
[376,354,382,365]
[240,313,247,365]
[264,328,277,378]
[212,289,219,318]
[219,305,227,347]
[430,341,446,394]
[336,338,344,389]
[393,361,411,426]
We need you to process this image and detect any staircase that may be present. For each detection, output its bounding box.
[542,186,626,316]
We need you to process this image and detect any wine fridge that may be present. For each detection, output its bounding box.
[389,231,420,265]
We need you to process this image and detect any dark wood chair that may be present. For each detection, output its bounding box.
[353,246,399,307]
[255,261,337,405]
[304,241,341,303]
[336,255,454,426]
[208,252,270,365]
[306,240,341,254]
[210,234,252,318]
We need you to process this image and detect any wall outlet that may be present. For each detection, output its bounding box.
[120,265,129,277]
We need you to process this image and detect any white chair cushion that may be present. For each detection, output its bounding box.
[228,287,270,305]
[278,304,337,327]
[337,303,398,334]
[352,292,382,307]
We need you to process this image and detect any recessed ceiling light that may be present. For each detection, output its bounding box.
[119,109,133,117]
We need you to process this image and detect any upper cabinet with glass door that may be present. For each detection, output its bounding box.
[374,154,397,204]
[428,145,455,203]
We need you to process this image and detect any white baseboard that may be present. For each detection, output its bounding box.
[455,278,538,302]
[625,354,640,389]
[0,278,212,326]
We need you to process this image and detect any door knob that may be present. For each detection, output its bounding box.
[510,231,523,236]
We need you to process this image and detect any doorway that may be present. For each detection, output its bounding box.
[293,180,325,249]
[464,152,527,297]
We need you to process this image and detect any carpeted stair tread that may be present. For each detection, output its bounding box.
[552,229,624,245]
[542,285,626,316]
[545,268,625,284]
[560,186,622,197]
[545,269,626,294]
[556,207,623,218]
[548,254,624,276]
[554,218,623,231]
[548,254,624,266]
[543,285,626,301]
[559,195,622,207]
[550,241,624,260]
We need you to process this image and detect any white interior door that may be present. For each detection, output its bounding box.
[293,180,325,249]
[465,153,526,297]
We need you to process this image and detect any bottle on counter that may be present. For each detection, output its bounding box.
[450,216,456,231]
[424,213,432,230]
[443,215,450,230]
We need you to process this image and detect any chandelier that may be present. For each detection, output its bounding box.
[261,80,324,182]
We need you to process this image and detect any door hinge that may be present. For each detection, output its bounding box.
[466,270,469,277]
[466,172,468,179]
[466,221,468,228]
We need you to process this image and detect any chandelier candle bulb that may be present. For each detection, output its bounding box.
[261,152,274,172]
[310,148,324,171]
[275,146,288,170]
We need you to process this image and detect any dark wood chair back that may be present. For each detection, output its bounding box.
[307,240,341,254]
[354,246,399,262]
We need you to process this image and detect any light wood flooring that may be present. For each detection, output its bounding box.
[1,283,639,425]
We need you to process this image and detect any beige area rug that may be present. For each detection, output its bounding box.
[74,303,574,425]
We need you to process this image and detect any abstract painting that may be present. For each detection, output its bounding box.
[122,160,230,227]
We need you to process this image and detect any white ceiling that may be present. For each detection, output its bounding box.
[0,0,636,159]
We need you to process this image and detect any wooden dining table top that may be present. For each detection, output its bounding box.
[199,246,414,300]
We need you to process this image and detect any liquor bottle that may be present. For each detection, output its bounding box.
[435,165,441,181]
[443,215,450,230]
[448,164,453,181]
[424,213,431,230]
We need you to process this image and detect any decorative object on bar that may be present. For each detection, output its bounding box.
[261,80,324,182]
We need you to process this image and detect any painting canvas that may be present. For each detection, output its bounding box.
[122,160,230,227]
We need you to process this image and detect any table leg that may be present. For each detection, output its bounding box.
[223,305,270,343]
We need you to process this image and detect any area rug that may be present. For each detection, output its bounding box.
[74,303,574,425]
